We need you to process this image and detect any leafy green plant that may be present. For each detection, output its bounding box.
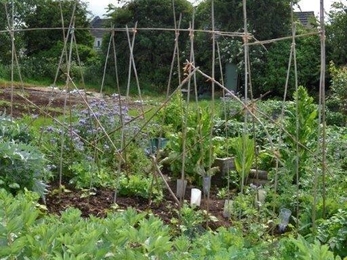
[287,235,342,260]
[156,92,185,133]
[233,134,255,189]
[328,61,347,125]
[0,115,33,143]
[118,174,163,201]
[165,106,217,183]
[188,226,258,259]
[0,189,42,258]
[0,142,50,197]
[213,136,236,158]
[68,160,116,189]
[0,116,50,197]
[219,98,244,121]
[317,209,347,257]
[172,203,205,239]
[282,86,318,183]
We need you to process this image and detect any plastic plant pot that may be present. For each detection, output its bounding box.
[149,138,168,154]
[190,188,202,207]
[202,176,211,196]
[278,208,292,232]
[254,188,266,208]
[223,199,233,218]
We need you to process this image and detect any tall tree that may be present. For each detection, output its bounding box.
[106,0,193,90]
[195,0,293,41]
[21,0,93,57]
[193,0,322,98]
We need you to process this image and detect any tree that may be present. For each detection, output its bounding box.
[253,25,321,98]
[192,0,323,98]
[326,1,347,65]
[0,1,26,65]
[21,0,93,57]
[195,0,293,41]
[192,0,294,97]
[106,0,194,91]
[13,0,95,82]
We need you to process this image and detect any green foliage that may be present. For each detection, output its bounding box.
[196,0,291,40]
[219,98,244,121]
[287,235,342,260]
[233,135,255,186]
[1,188,346,259]
[188,227,257,259]
[327,61,347,125]
[0,116,50,197]
[166,104,217,182]
[213,136,236,158]
[317,209,347,257]
[156,92,185,133]
[106,0,193,91]
[68,160,116,189]
[21,0,93,57]
[0,189,41,258]
[327,1,347,65]
[0,190,173,259]
[254,32,320,97]
[282,86,318,182]
[0,115,32,143]
[0,141,49,196]
[118,174,163,200]
[173,203,205,238]
[0,0,95,83]
[285,86,318,149]
[195,0,293,97]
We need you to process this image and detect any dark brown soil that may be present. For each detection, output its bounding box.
[0,85,87,117]
[0,85,232,230]
[45,180,231,230]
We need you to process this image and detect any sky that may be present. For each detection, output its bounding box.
[87,0,338,18]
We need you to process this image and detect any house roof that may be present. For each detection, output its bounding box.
[294,11,315,26]
[90,16,111,38]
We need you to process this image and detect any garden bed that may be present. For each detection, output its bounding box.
[0,85,232,229]
[45,179,232,230]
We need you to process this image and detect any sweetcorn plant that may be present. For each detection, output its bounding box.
[281,86,318,184]
[166,106,217,183]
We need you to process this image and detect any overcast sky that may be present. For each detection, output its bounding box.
[87,0,337,18]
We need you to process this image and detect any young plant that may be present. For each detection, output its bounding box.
[282,86,318,183]
[233,134,255,191]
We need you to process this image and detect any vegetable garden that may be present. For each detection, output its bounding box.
[1,0,347,259]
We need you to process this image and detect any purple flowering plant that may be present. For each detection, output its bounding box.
[40,98,151,187]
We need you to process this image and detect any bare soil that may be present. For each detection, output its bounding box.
[0,85,101,117]
[0,85,231,230]
[45,180,231,230]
